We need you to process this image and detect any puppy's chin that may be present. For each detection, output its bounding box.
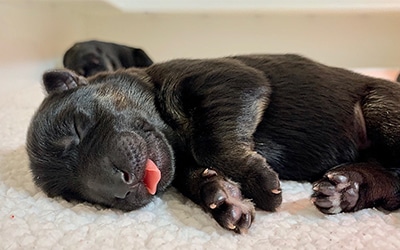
[88,184,155,212]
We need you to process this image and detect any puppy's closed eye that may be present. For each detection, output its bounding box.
[55,113,93,156]
[73,116,87,141]
[72,111,95,140]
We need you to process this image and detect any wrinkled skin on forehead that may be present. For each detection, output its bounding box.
[27,71,175,211]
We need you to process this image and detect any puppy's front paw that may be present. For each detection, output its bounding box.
[311,171,361,214]
[240,166,282,212]
[200,169,255,234]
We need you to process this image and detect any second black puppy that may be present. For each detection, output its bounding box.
[27,54,400,234]
[63,40,153,77]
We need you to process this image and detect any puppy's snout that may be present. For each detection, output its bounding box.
[107,132,148,199]
[115,133,148,168]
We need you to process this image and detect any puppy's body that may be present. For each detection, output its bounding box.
[63,40,153,77]
[150,55,369,181]
[27,54,400,233]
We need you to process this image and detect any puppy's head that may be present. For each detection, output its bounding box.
[63,40,153,77]
[63,41,122,77]
[26,69,174,211]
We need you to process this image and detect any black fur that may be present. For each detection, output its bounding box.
[27,54,400,234]
[63,40,153,77]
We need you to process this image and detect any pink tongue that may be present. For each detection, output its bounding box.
[144,159,161,195]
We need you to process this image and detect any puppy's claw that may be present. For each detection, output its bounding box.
[328,173,348,184]
[227,223,236,230]
[202,168,217,177]
[209,203,217,209]
[271,188,282,194]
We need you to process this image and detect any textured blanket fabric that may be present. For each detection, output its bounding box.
[1,62,399,249]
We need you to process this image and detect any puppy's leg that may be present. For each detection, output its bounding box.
[186,78,282,213]
[312,162,400,213]
[173,155,255,234]
[313,81,400,213]
[156,62,282,232]
[361,82,400,159]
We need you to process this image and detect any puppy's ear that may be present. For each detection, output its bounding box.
[42,69,88,94]
[132,49,154,67]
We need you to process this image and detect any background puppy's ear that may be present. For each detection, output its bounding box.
[42,69,88,94]
[132,48,154,67]
[62,43,80,69]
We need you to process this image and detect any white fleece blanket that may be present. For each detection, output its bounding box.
[1,61,399,250]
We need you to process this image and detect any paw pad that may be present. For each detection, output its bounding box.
[312,172,360,214]
[199,171,255,234]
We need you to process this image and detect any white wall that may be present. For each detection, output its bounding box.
[1,0,400,68]
[0,1,82,65]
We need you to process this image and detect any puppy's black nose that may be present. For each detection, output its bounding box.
[114,189,130,199]
[110,169,136,199]
[106,132,148,199]
[119,168,133,185]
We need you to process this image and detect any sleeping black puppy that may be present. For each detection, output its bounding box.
[63,40,153,77]
[26,54,400,234]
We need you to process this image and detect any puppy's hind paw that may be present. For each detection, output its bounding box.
[311,171,360,214]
